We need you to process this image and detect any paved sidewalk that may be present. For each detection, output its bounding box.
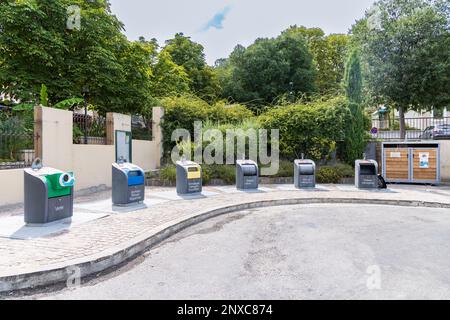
[1,184,450,292]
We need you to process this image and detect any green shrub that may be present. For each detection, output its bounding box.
[260,160,294,177]
[160,95,254,154]
[201,119,261,161]
[202,166,212,185]
[204,164,236,184]
[210,101,254,123]
[0,115,33,160]
[316,166,344,184]
[73,124,83,143]
[258,96,351,162]
[334,163,355,178]
[159,165,177,182]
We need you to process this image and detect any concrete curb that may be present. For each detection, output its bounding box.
[1,197,449,293]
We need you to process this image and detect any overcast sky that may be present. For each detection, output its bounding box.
[109,0,376,65]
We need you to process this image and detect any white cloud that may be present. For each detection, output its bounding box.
[109,0,375,64]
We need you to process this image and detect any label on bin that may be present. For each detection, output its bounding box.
[300,176,315,184]
[128,186,144,202]
[187,180,201,192]
[360,175,378,187]
[244,177,257,185]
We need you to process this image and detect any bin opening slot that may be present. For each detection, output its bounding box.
[187,166,201,179]
[360,164,376,175]
[299,165,314,176]
[128,170,144,186]
[242,165,257,176]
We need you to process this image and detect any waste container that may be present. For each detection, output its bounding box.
[24,158,75,224]
[112,161,145,205]
[355,159,379,189]
[294,159,316,189]
[176,160,202,194]
[236,160,259,190]
[382,142,440,185]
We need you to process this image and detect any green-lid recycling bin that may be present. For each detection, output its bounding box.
[24,159,75,224]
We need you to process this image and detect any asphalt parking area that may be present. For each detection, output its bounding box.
[28,203,450,300]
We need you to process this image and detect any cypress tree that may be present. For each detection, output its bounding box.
[342,49,368,164]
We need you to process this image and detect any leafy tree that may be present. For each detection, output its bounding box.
[0,0,72,102]
[115,38,158,115]
[325,34,350,92]
[150,50,190,97]
[351,0,450,138]
[216,32,317,110]
[163,33,220,102]
[0,0,152,114]
[283,26,349,93]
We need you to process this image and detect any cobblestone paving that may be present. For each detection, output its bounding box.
[1,184,449,277]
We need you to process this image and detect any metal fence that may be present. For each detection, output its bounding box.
[370,117,450,141]
[73,113,107,145]
[0,131,35,170]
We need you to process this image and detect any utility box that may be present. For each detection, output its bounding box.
[355,159,379,189]
[236,160,259,190]
[294,159,316,189]
[112,162,145,205]
[382,142,440,185]
[24,159,75,225]
[176,160,202,195]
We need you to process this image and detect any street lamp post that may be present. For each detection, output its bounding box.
[82,86,89,145]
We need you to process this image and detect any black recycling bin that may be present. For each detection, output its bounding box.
[236,160,259,190]
[112,162,145,205]
[294,159,316,189]
[355,159,379,189]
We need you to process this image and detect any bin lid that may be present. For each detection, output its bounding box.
[298,164,315,175]
[24,167,64,177]
[241,164,258,176]
[236,159,258,166]
[356,159,377,166]
[113,162,144,174]
[176,160,201,168]
[295,159,315,166]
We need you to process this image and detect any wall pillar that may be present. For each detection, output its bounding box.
[36,106,73,171]
[152,107,164,168]
[34,106,43,159]
[106,112,132,146]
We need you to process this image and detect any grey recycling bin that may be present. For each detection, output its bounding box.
[236,160,259,190]
[355,159,379,189]
[24,158,75,225]
[112,162,145,205]
[294,159,316,188]
[176,160,202,195]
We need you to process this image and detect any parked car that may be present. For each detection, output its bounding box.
[419,124,450,140]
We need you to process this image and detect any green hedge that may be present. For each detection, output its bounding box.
[316,164,354,184]
[160,95,253,153]
[160,95,367,166]
[258,96,351,162]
